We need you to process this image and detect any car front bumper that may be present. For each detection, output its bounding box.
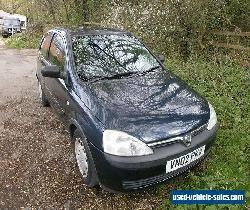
[2,28,21,35]
[89,124,218,192]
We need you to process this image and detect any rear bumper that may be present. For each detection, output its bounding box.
[89,124,218,192]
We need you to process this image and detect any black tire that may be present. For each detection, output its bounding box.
[73,129,99,187]
[38,81,49,107]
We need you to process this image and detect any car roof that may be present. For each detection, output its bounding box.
[52,25,130,37]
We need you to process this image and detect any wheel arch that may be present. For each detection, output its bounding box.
[68,116,104,150]
[69,118,100,186]
[68,118,85,141]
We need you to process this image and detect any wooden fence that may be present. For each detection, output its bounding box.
[208,31,250,52]
[207,30,250,66]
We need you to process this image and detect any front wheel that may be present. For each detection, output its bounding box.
[73,129,99,187]
[38,81,49,107]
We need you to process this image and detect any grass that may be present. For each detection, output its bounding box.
[4,33,40,49]
[156,58,250,209]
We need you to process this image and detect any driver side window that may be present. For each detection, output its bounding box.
[49,33,65,72]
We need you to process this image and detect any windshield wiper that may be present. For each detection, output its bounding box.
[87,66,161,83]
[88,71,138,83]
[139,65,161,75]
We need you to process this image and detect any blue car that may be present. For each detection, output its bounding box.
[36,27,218,192]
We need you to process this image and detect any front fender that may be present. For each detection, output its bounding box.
[68,114,104,150]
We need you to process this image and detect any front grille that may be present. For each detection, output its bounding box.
[148,123,208,148]
[122,153,208,190]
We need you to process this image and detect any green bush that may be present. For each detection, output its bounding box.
[5,33,40,49]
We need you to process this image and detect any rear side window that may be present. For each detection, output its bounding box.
[40,33,52,59]
[49,34,65,71]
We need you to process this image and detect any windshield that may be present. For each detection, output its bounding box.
[3,18,20,26]
[72,34,159,80]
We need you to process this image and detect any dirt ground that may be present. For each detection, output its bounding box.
[0,40,162,209]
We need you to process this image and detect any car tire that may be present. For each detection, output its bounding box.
[73,129,99,187]
[38,81,49,107]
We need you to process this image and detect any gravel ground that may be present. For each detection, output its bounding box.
[0,42,162,209]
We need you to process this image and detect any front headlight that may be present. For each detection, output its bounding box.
[207,103,217,130]
[103,130,153,156]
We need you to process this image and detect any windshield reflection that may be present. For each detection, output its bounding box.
[72,34,159,80]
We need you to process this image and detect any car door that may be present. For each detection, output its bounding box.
[45,33,69,119]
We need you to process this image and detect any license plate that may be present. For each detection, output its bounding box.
[166,145,206,173]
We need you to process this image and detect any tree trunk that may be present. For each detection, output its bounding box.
[62,0,70,21]
[82,0,89,22]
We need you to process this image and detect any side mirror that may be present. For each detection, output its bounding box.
[41,65,65,79]
[157,54,165,63]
